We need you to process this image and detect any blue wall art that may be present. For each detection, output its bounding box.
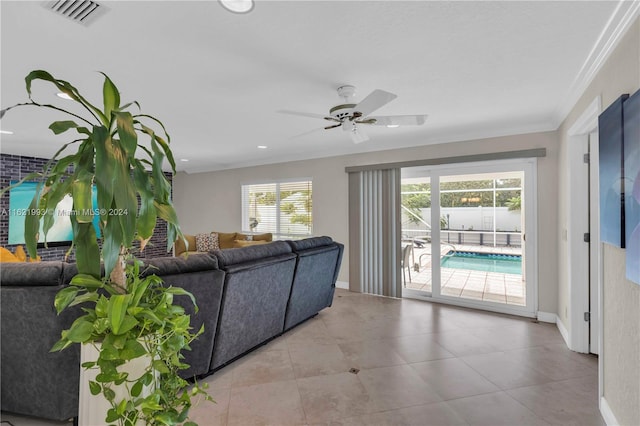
[624,90,640,285]
[599,94,628,248]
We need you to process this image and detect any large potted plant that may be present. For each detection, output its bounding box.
[1,71,210,425]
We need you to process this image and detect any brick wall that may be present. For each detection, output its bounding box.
[1,153,173,261]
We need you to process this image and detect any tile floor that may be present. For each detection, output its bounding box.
[404,245,526,306]
[1,289,603,426]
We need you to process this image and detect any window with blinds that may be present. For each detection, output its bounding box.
[241,180,313,239]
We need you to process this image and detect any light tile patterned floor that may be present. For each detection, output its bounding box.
[2,289,603,426]
[404,244,526,306]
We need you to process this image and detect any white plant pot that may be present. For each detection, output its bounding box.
[79,342,154,426]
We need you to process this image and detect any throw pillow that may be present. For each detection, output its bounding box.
[195,232,220,252]
[0,247,20,263]
[14,245,27,262]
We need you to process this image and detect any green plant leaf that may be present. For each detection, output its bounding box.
[108,294,131,335]
[95,295,109,318]
[103,387,116,402]
[114,315,139,336]
[131,381,143,398]
[70,274,104,289]
[72,169,94,223]
[105,407,120,422]
[101,73,120,120]
[50,337,73,352]
[120,339,146,361]
[111,140,137,247]
[101,205,124,279]
[93,127,115,219]
[71,218,101,279]
[66,318,94,343]
[152,360,170,374]
[130,276,152,308]
[165,287,197,310]
[42,176,73,240]
[89,381,101,396]
[49,120,79,135]
[54,286,79,314]
[25,70,108,125]
[114,111,137,159]
[68,292,99,307]
[133,162,156,243]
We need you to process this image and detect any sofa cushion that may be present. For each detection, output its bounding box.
[232,239,269,248]
[142,253,219,277]
[175,234,196,257]
[195,232,219,252]
[236,232,273,243]
[213,241,292,268]
[215,232,238,249]
[287,236,333,251]
[0,261,64,287]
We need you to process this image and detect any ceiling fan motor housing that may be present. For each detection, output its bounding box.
[329,103,357,120]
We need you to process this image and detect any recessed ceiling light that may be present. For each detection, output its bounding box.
[180,159,190,162]
[0,130,14,135]
[386,124,400,128]
[257,145,267,149]
[57,92,73,100]
[219,0,254,14]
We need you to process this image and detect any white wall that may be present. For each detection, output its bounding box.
[557,17,640,426]
[174,130,559,313]
[403,207,522,233]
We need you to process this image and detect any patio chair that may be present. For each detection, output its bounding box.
[401,244,413,287]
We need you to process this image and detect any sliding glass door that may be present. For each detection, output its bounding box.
[401,159,537,317]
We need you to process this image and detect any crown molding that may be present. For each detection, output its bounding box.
[552,0,640,128]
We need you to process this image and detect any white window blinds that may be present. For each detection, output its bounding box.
[241,180,313,238]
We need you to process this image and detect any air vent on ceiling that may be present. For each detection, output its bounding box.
[43,1,108,26]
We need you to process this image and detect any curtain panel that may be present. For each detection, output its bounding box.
[348,168,402,297]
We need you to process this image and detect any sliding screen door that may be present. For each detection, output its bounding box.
[401,159,537,317]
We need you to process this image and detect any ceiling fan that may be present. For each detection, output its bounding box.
[279,85,428,144]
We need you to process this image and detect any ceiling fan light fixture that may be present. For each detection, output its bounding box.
[219,0,254,14]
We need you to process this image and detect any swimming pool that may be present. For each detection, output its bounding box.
[441,251,522,275]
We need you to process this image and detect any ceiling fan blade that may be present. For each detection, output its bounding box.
[349,127,369,144]
[324,123,342,130]
[289,127,325,139]
[368,115,428,126]
[277,109,336,121]
[353,89,397,117]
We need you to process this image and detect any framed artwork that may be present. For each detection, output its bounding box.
[598,94,628,248]
[624,90,640,285]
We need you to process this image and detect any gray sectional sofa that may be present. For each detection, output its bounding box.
[0,236,343,422]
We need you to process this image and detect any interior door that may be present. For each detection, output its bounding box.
[589,131,600,354]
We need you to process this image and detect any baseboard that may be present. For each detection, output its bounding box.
[555,315,570,347]
[335,281,349,290]
[536,311,557,323]
[600,396,620,426]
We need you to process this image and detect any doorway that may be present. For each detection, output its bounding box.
[401,159,537,317]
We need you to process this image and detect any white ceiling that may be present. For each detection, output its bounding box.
[0,1,626,173]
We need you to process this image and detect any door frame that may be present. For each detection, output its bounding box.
[402,158,538,318]
[566,96,602,355]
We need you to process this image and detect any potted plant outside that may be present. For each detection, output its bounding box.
[1,71,211,425]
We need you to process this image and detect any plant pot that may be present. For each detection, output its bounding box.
[79,342,154,426]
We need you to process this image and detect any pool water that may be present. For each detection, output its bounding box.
[441,251,522,275]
